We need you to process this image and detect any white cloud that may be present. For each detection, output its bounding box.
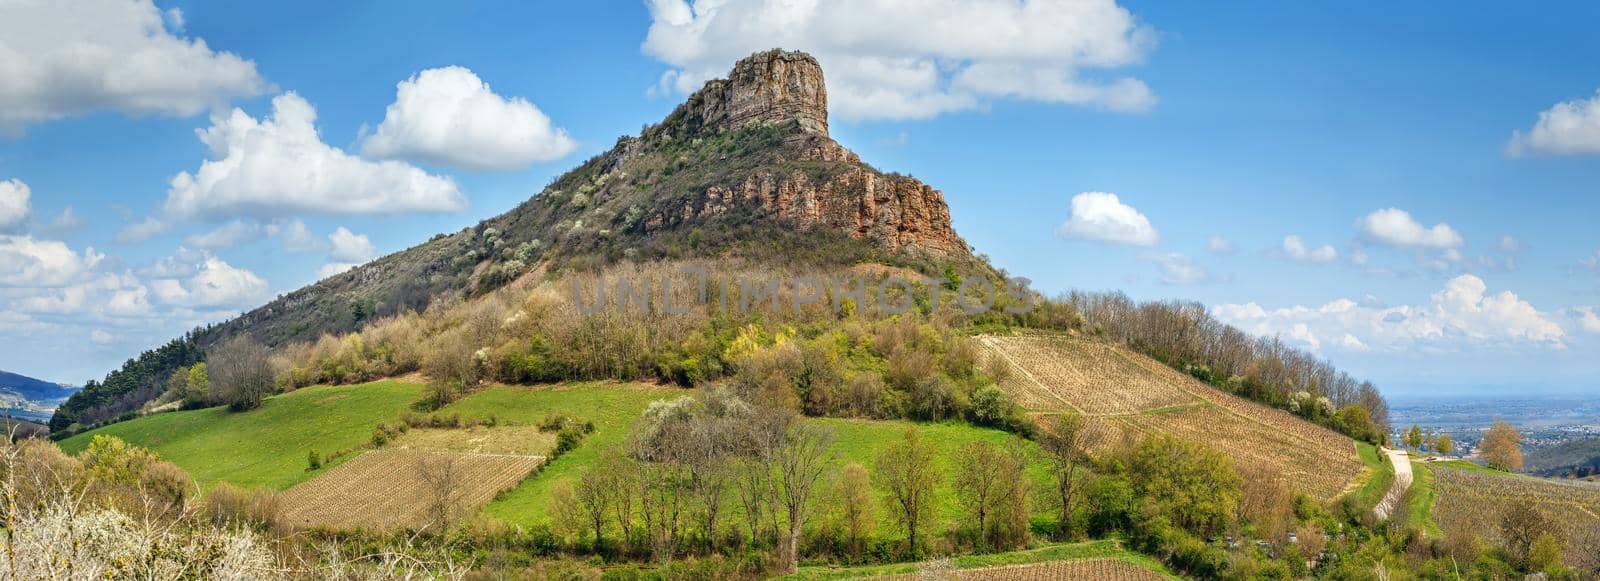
[1056,192,1159,246]
[1571,307,1600,335]
[269,219,324,253]
[149,256,267,308]
[1206,235,1234,255]
[1358,208,1464,250]
[327,227,377,263]
[1578,250,1600,274]
[0,235,104,287]
[11,270,153,320]
[1280,235,1338,263]
[115,216,170,243]
[0,179,30,231]
[184,220,264,250]
[1497,235,1523,253]
[1214,274,1566,353]
[1507,90,1600,156]
[0,0,263,135]
[163,92,466,220]
[360,66,575,170]
[46,206,83,233]
[89,329,115,345]
[642,0,1157,121]
[1142,252,1209,285]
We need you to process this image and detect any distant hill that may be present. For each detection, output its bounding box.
[1526,437,1600,478]
[1,369,78,423]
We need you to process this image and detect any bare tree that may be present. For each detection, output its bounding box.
[875,429,939,559]
[773,424,834,574]
[414,454,460,532]
[576,466,611,551]
[208,336,274,412]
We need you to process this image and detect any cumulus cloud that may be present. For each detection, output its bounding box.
[1055,192,1159,246]
[0,0,263,135]
[360,66,575,170]
[1358,208,1464,249]
[327,227,377,263]
[642,0,1158,121]
[1507,90,1600,156]
[149,256,267,308]
[1280,235,1339,263]
[0,235,104,287]
[115,216,170,244]
[316,262,360,280]
[46,206,83,234]
[89,329,115,345]
[163,92,466,220]
[1142,252,1210,285]
[1213,274,1566,353]
[1206,235,1234,255]
[0,179,30,231]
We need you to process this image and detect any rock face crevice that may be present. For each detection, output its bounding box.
[647,49,966,258]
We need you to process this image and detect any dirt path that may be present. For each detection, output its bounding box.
[1373,448,1413,520]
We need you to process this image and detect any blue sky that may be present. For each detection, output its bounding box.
[2,1,1598,399]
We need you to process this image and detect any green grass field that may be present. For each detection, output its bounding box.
[786,539,1177,579]
[59,380,422,490]
[1349,442,1394,511]
[1406,460,1441,536]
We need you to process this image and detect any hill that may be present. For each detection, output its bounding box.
[1,369,78,423]
[1526,437,1600,478]
[52,49,987,435]
[1428,464,1600,569]
[981,333,1365,501]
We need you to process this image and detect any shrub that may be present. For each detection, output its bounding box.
[209,336,276,412]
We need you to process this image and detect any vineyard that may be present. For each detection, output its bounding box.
[390,425,555,456]
[983,332,1363,501]
[279,449,544,530]
[981,335,1198,414]
[875,558,1169,580]
[1432,467,1600,570]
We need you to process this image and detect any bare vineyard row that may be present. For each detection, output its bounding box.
[279,449,545,530]
[874,558,1168,580]
[1432,467,1600,571]
[982,335,1196,415]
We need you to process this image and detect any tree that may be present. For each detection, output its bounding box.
[1481,420,1524,472]
[576,466,612,551]
[875,428,939,559]
[772,424,834,574]
[208,336,274,412]
[838,463,873,559]
[415,454,461,531]
[1404,425,1423,450]
[1435,433,1454,456]
[1336,405,1379,444]
[953,441,1019,549]
[1039,412,1090,538]
[1125,435,1242,536]
[1499,500,1562,572]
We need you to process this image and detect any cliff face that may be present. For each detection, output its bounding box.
[649,49,966,258]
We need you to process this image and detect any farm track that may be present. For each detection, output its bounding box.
[981,333,1363,500]
[1372,448,1412,520]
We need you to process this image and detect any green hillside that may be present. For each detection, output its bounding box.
[59,379,421,490]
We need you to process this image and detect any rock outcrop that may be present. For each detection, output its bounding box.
[648,49,967,258]
[666,49,830,136]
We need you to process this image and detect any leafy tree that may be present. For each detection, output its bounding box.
[1336,405,1379,444]
[953,441,1009,548]
[1039,412,1090,538]
[1434,433,1454,456]
[838,463,873,559]
[1404,425,1423,450]
[1481,420,1524,472]
[1124,434,1242,537]
[875,428,939,559]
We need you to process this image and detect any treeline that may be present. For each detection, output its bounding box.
[49,330,208,435]
[1064,291,1391,442]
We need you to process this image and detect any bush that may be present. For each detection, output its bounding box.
[208,336,276,412]
[203,482,280,529]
